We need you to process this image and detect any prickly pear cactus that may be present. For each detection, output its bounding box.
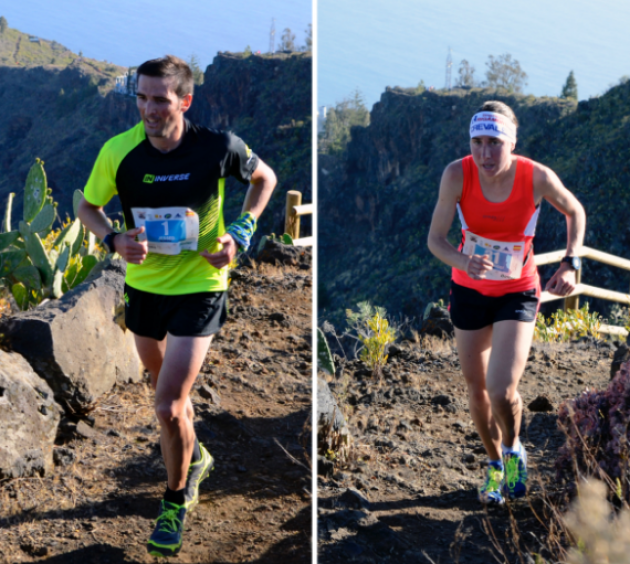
[3,192,14,233]
[23,159,47,223]
[72,189,83,219]
[0,250,27,278]
[0,162,104,308]
[318,327,336,376]
[12,265,42,290]
[0,231,19,252]
[30,204,55,235]
[19,221,54,288]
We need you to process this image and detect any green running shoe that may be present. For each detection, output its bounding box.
[147,500,187,557]
[184,443,215,510]
[478,461,505,505]
[502,444,528,499]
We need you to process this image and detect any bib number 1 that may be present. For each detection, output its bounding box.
[131,207,200,255]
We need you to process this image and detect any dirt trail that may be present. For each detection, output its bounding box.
[318,336,615,563]
[0,261,312,564]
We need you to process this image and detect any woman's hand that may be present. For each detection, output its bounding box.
[466,254,494,279]
[545,263,577,296]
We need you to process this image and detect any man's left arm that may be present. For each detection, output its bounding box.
[200,158,277,268]
[240,159,277,219]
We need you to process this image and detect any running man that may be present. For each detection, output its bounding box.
[78,55,277,555]
[427,101,585,505]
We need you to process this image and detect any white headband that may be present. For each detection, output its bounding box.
[470,111,517,143]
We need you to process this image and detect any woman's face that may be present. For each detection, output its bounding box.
[470,135,515,177]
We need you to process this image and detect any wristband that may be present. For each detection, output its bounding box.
[102,232,119,254]
[226,212,257,251]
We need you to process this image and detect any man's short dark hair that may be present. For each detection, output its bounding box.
[136,55,194,98]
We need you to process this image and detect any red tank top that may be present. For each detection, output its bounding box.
[451,155,540,296]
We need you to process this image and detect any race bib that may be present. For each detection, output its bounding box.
[131,207,199,255]
[462,232,525,280]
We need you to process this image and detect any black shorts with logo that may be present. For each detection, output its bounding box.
[124,284,228,341]
[449,281,539,331]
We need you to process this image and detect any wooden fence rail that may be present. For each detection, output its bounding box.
[284,190,313,247]
[534,246,630,337]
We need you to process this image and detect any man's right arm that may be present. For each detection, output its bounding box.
[78,197,148,265]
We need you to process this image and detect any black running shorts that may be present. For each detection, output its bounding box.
[449,281,539,331]
[124,284,228,341]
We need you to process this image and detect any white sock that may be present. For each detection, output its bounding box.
[501,439,520,455]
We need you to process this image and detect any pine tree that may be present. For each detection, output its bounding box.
[561,71,578,100]
[0,16,8,35]
[187,54,204,85]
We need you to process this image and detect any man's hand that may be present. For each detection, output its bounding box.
[199,234,238,269]
[467,254,494,280]
[545,264,577,296]
[113,227,148,265]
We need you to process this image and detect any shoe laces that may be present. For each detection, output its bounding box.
[155,506,183,533]
[504,455,523,488]
[482,466,503,492]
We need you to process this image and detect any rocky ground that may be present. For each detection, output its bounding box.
[0,259,312,564]
[318,334,617,563]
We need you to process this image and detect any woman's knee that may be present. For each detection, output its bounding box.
[155,399,186,426]
[467,385,489,408]
[487,385,519,408]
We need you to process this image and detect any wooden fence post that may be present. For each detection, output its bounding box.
[564,265,581,311]
[285,190,302,239]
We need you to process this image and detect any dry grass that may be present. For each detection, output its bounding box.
[564,479,630,564]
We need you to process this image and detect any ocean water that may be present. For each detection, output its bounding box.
[1,0,311,70]
[319,0,630,108]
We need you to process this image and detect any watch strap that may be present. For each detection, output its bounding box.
[561,256,580,270]
[103,232,119,254]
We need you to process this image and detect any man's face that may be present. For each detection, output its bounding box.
[136,75,191,140]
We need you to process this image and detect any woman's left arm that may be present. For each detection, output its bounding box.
[534,164,586,296]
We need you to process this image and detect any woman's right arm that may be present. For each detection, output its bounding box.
[427,161,493,279]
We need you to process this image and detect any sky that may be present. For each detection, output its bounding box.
[319,0,630,108]
[1,0,312,70]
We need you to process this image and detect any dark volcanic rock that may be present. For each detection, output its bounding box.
[611,342,630,380]
[338,487,370,510]
[0,350,61,478]
[431,394,453,406]
[317,455,335,477]
[53,447,76,467]
[528,394,555,412]
[198,383,222,405]
[0,258,142,413]
[257,239,312,267]
[317,377,350,456]
[421,306,454,338]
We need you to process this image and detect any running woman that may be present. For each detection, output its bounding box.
[427,100,585,504]
[78,55,277,555]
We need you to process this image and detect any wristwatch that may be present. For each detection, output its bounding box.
[561,256,581,270]
[102,232,119,254]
